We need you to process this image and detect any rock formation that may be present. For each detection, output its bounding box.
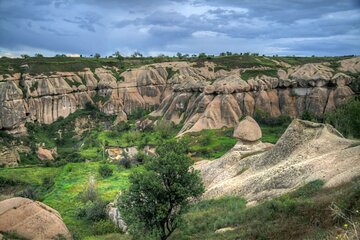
[0,146,20,167]
[194,119,360,205]
[107,201,128,232]
[36,147,56,161]
[233,116,262,142]
[0,57,359,135]
[0,197,72,239]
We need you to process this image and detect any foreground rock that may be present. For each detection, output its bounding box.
[195,119,360,204]
[0,197,72,239]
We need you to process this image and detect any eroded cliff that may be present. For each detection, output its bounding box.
[0,57,359,135]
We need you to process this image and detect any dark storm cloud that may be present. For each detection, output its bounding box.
[0,0,359,57]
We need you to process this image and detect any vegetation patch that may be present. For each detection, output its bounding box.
[183,128,237,160]
[240,69,278,81]
[172,178,360,240]
[64,77,82,87]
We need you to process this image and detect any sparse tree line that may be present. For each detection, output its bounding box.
[17,51,355,59]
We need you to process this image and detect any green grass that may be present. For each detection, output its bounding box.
[240,69,278,80]
[0,162,138,239]
[83,233,130,240]
[0,166,60,186]
[260,124,288,144]
[184,128,237,160]
[42,162,137,238]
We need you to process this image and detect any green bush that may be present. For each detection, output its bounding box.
[92,219,120,235]
[325,98,360,138]
[254,108,291,126]
[77,200,109,222]
[98,164,113,178]
[153,119,174,138]
[16,186,39,200]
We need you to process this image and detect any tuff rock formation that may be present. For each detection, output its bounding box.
[107,201,128,232]
[0,197,72,239]
[194,119,360,205]
[0,57,359,135]
[233,116,262,142]
[0,146,20,167]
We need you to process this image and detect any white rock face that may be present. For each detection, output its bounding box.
[107,201,128,232]
[195,119,360,204]
[0,58,358,135]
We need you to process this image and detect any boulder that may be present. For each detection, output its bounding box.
[36,147,55,161]
[233,116,262,142]
[0,197,72,240]
[107,201,128,232]
[114,110,128,125]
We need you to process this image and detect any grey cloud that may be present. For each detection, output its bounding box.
[0,0,359,56]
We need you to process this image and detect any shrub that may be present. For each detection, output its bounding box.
[92,219,120,235]
[16,186,39,200]
[254,108,291,126]
[81,176,98,202]
[134,151,147,164]
[119,155,132,169]
[77,199,109,222]
[154,119,175,138]
[98,164,113,178]
[325,98,360,138]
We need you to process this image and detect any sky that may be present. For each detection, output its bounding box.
[0,0,360,57]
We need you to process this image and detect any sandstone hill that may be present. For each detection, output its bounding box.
[0,197,72,239]
[0,56,359,135]
[194,118,360,205]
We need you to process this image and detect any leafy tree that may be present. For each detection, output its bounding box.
[21,54,30,59]
[118,140,204,240]
[198,52,207,59]
[176,52,183,59]
[94,53,101,59]
[132,51,143,58]
[113,51,124,61]
[34,53,44,57]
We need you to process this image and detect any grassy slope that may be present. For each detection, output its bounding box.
[0,162,138,239]
[184,128,237,160]
[171,178,360,240]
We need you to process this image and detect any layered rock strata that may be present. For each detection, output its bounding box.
[0,58,359,135]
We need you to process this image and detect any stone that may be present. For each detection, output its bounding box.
[114,110,128,125]
[36,147,55,161]
[233,116,262,142]
[107,201,128,232]
[0,197,72,240]
[0,147,20,167]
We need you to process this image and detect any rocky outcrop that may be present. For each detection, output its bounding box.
[0,197,72,239]
[107,201,127,232]
[0,146,20,167]
[36,147,56,161]
[0,58,358,135]
[106,146,138,162]
[194,119,360,205]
